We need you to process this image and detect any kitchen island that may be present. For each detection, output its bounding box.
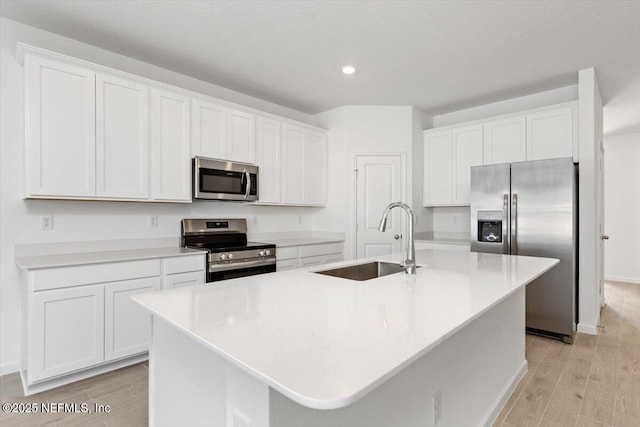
[132,249,558,427]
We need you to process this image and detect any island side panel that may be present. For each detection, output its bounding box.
[149,317,270,427]
[269,287,527,427]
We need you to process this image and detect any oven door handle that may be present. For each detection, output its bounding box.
[209,258,276,273]
[243,169,251,200]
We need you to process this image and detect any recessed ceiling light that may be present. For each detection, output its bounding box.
[342,65,356,75]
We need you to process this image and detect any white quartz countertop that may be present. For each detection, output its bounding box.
[15,247,205,269]
[265,236,344,247]
[133,250,558,410]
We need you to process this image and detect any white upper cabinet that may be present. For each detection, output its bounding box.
[281,124,306,204]
[151,88,191,201]
[21,46,327,205]
[526,105,575,161]
[96,73,149,199]
[259,120,327,206]
[304,131,328,206]
[423,125,482,206]
[191,98,256,163]
[452,125,483,204]
[256,116,281,203]
[191,98,226,159]
[228,110,256,163]
[423,130,453,205]
[483,116,526,165]
[25,55,96,197]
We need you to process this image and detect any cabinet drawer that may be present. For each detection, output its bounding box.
[276,246,299,260]
[163,255,206,275]
[164,271,205,289]
[276,259,299,271]
[30,259,161,291]
[299,242,344,258]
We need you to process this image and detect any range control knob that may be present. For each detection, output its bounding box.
[220,254,227,260]
[258,250,265,257]
[227,253,234,260]
[265,249,271,256]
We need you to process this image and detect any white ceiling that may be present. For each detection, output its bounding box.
[1,0,639,135]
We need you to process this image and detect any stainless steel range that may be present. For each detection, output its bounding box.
[181,218,276,282]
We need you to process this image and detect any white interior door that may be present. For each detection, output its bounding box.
[355,154,404,259]
[598,140,606,307]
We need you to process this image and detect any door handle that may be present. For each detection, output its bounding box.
[511,193,518,255]
[600,235,609,240]
[394,234,401,240]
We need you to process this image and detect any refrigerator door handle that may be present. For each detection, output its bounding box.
[503,194,509,254]
[511,193,518,255]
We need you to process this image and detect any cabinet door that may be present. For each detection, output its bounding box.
[299,255,326,268]
[104,277,161,362]
[483,116,526,164]
[25,55,96,197]
[281,124,306,204]
[151,89,191,201]
[96,73,149,199]
[164,271,205,289]
[526,106,574,161]
[423,130,453,205]
[304,131,328,205]
[30,285,104,382]
[228,110,256,163]
[256,116,281,203]
[453,125,484,204]
[192,98,226,159]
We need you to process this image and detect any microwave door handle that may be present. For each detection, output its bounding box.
[244,170,251,200]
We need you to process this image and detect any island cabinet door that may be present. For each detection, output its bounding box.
[104,277,161,362]
[30,285,105,383]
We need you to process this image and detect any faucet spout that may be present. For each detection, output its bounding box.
[378,202,416,274]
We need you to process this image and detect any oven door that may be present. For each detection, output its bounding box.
[207,259,276,282]
[193,157,258,201]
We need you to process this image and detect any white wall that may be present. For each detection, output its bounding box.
[432,207,471,234]
[0,18,318,374]
[312,106,430,260]
[577,68,604,335]
[604,132,640,284]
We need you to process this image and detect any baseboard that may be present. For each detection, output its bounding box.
[0,361,20,376]
[481,359,528,427]
[577,323,598,335]
[605,275,640,285]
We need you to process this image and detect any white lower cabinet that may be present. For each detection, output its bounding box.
[104,277,161,362]
[30,285,104,382]
[276,242,344,271]
[276,258,299,271]
[22,253,205,391]
[164,271,205,289]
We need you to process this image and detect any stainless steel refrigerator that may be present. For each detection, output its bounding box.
[470,157,577,343]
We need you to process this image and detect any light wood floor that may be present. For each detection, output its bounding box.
[1,281,638,427]
[494,281,640,427]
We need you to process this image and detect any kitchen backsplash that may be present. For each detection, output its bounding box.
[432,206,471,233]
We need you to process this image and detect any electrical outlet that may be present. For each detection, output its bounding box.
[452,214,458,225]
[149,215,158,228]
[432,389,442,425]
[41,215,53,230]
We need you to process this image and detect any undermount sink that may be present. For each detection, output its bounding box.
[315,261,409,281]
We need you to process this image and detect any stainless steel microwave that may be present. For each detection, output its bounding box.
[193,157,258,201]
